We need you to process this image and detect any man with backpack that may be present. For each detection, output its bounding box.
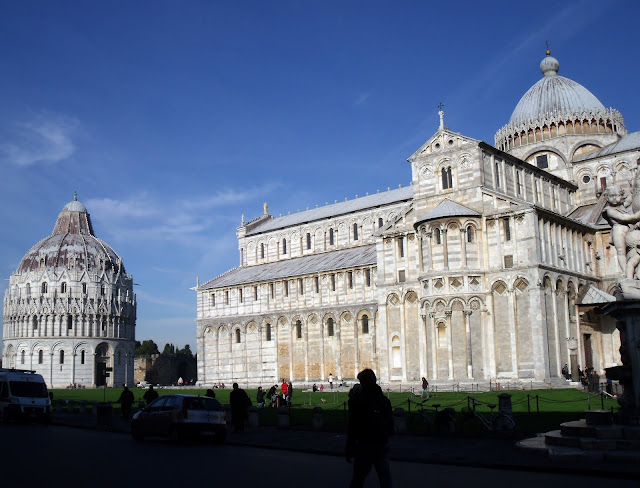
[345,369,393,488]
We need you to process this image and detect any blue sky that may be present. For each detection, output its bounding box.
[1,1,639,351]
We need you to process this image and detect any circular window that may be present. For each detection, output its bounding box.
[582,175,591,184]
[448,139,454,146]
[434,143,440,149]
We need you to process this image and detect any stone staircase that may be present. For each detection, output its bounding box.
[518,409,640,461]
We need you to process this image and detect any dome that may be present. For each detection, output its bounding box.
[508,51,607,126]
[17,196,125,274]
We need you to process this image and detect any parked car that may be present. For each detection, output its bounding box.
[131,394,226,443]
[136,381,152,388]
[0,368,51,423]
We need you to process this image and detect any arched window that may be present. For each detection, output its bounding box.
[32,317,38,330]
[437,323,447,347]
[282,239,287,255]
[100,284,105,295]
[67,316,73,330]
[21,350,25,364]
[306,233,311,250]
[260,243,265,259]
[82,283,87,294]
[362,315,369,334]
[60,282,67,293]
[26,283,31,297]
[329,228,334,246]
[81,350,85,365]
[327,318,334,337]
[296,320,302,339]
[41,282,48,294]
[466,226,474,243]
[353,223,359,241]
[435,228,441,245]
[235,329,241,343]
[378,218,384,228]
[442,167,453,189]
[266,323,272,341]
[60,350,65,364]
[391,335,401,368]
[38,350,43,364]
[495,162,501,187]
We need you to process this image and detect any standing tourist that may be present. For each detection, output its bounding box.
[229,383,251,432]
[143,385,159,405]
[117,386,135,419]
[421,377,429,399]
[346,369,393,488]
[328,373,334,389]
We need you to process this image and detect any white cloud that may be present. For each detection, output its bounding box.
[0,112,78,166]
[354,90,373,106]
[85,181,280,249]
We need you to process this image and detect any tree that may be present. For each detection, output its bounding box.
[177,344,193,358]
[135,340,159,356]
[162,343,175,355]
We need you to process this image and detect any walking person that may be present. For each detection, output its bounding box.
[143,385,159,405]
[329,373,334,390]
[256,386,265,408]
[117,386,135,419]
[421,377,429,399]
[229,382,251,433]
[286,381,293,407]
[346,369,393,488]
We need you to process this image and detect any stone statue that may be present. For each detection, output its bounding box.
[601,176,640,298]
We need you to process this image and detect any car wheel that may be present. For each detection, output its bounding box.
[169,426,181,443]
[131,424,144,441]
[214,430,227,444]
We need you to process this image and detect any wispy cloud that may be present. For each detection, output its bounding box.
[354,90,373,106]
[85,181,281,248]
[134,289,193,312]
[0,111,78,166]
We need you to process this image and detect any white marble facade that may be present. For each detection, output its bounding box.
[196,51,633,386]
[2,197,137,388]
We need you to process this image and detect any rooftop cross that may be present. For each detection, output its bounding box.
[438,102,445,130]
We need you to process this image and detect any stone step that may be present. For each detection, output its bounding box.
[560,419,623,439]
[545,427,640,450]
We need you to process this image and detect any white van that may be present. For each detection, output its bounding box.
[0,369,51,423]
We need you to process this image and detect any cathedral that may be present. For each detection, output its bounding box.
[195,51,636,386]
[2,195,137,388]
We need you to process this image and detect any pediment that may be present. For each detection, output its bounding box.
[407,129,480,163]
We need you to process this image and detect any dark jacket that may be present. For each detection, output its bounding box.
[346,384,393,456]
[230,388,251,415]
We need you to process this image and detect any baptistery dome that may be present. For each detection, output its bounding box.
[2,195,136,388]
[18,194,124,274]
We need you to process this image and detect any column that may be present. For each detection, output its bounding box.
[446,311,453,380]
[464,310,473,378]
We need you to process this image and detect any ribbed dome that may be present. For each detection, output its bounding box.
[17,196,125,274]
[508,52,606,126]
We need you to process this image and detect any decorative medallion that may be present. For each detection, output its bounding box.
[458,153,472,169]
[420,164,434,178]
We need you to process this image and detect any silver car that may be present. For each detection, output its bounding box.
[131,394,226,443]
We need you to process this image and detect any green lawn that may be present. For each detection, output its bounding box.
[50,386,618,436]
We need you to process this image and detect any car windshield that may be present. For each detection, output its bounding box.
[9,381,48,398]
[184,397,222,411]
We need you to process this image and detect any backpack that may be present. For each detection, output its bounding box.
[357,390,393,443]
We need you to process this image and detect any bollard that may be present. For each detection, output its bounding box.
[277,405,290,428]
[248,406,259,428]
[393,407,406,434]
[312,406,324,430]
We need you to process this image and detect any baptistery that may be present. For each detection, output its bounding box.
[2,194,136,388]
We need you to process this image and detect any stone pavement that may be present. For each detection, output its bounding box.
[50,411,639,480]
